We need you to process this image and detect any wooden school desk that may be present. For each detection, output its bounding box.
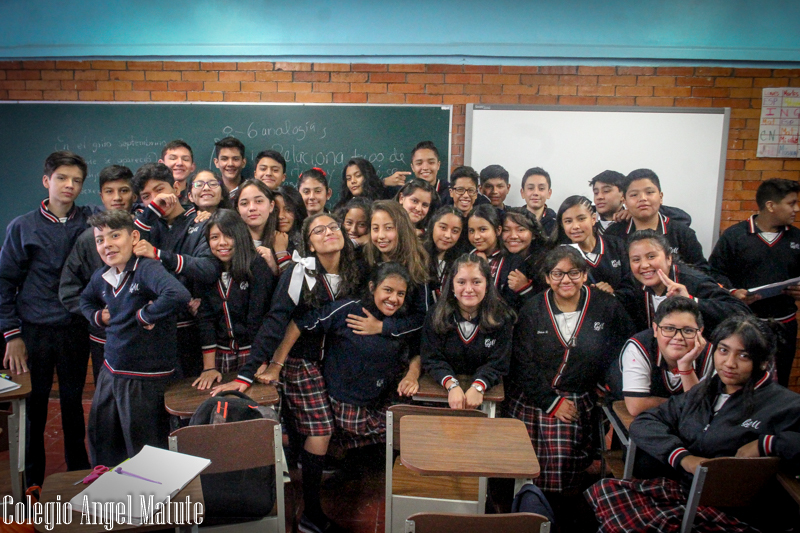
[164,373,279,419]
[413,374,504,417]
[34,470,203,533]
[0,371,32,502]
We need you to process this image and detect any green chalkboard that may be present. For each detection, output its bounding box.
[0,102,452,237]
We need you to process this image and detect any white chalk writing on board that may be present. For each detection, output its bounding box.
[758,87,800,158]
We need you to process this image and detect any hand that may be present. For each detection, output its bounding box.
[193,210,211,223]
[255,363,281,384]
[383,171,412,187]
[192,369,222,390]
[735,439,761,458]
[346,308,383,335]
[3,338,28,374]
[397,375,419,397]
[448,385,466,410]
[210,380,249,396]
[152,193,178,214]
[353,233,370,246]
[465,386,484,409]
[256,362,268,376]
[508,269,530,292]
[676,331,707,370]
[552,398,578,424]
[100,309,111,325]
[133,239,157,259]
[657,269,690,298]
[592,281,615,295]
[732,289,762,305]
[273,232,289,253]
[475,251,487,260]
[612,209,632,223]
[783,285,800,301]
[256,247,279,275]
[680,454,708,475]
[187,298,201,316]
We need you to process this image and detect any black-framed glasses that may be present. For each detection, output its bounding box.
[450,186,478,197]
[192,179,221,190]
[657,325,699,339]
[549,269,583,281]
[310,222,342,236]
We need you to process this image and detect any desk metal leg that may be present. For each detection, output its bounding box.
[479,401,496,418]
[478,477,487,514]
[623,439,636,480]
[8,399,24,501]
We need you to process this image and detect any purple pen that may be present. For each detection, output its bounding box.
[114,467,162,485]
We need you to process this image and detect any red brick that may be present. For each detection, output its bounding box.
[696,67,732,76]
[712,98,751,108]
[25,80,61,91]
[331,72,368,83]
[578,86,615,96]
[481,74,519,85]
[408,94,444,104]
[41,70,73,80]
[636,97,674,106]
[0,61,22,69]
[502,66,541,74]
[367,93,405,104]
[42,90,78,100]
[692,87,730,98]
[729,88,761,98]
[294,72,330,83]
[168,81,204,91]
[236,62,273,71]
[200,62,237,71]
[203,81,241,92]
[369,73,405,83]
[96,81,132,91]
[61,80,96,91]
[165,61,199,71]
[540,66,577,75]
[734,68,772,77]
[260,92,295,102]
[350,83,388,93]
[8,70,41,80]
[187,91,223,101]
[255,71,293,82]
[730,108,760,119]
[114,91,150,101]
[464,65,501,74]
[654,87,692,97]
[277,82,311,93]
[133,81,168,91]
[479,95,519,104]
[427,84,464,94]
[91,60,126,70]
[559,96,597,105]
[295,92,332,103]
[387,83,425,93]
[404,73,443,84]
[745,160,785,171]
[775,69,800,77]
[78,90,114,101]
[388,64,426,73]
[427,64,463,73]
[442,95,479,105]
[503,85,539,95]
[754,78,788,88]
[726,170,761,180]
[181,71,217,82]
[312,82,349,93]
[151,91,187,101]
[722,201,741,211]
[675,97,713,107]
[762,170,800,180]
[616,86,653,97]
[219,71,254,82]
[578,66,616,75]
[617,67,655,75]
[74,70,108,81]
[636,76,676,86]
[463,84,502,95]
[8,90,42,100]
[223,92,260,102]
[599,75,636,86]
[127,61,162,71]
[333,92,368,103]
[23,61,55,70]
[55,61,88,69]
[785,161,800,171]
[656,67,694,76]
[445,73,483,84]
[559,75,597,86]
[352,64,386,72]
[313,63,349,72]
[241,82,277,92]
[538,85,577,96]
[111,71,145,81]
[677,76,714,87]
[715,77,753,88]
[274,62,311,72]
[727,160,745,169]
[520,95,559,105]
[520,74,559,86]
[146,71,182,81]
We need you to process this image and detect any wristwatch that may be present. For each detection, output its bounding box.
[446,379,460,392]
[471,382,485,394]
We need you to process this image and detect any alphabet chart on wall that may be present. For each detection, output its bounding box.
[758,87,800,158]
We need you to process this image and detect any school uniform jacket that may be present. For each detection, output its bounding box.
[0,200,95,341]
[420,312,512,391]
[197,256,276,357]
[709,214,800,321]
[295,299,410,406]
[564,234,630,290]
[539,206,557,238]
[620,329,714,399]
[483,249,526,308]
[631,374,800,483]
[615,262,751,334]
[80,256,191,378]
[509,286,633,413]
[595,205,693,236]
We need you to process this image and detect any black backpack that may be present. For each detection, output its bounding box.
[189,391,278,522]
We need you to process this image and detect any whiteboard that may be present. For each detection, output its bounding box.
[465,105,730,254]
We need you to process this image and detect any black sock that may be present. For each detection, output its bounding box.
[301,448,326,522]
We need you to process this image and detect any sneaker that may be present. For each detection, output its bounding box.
[297,512,345,533]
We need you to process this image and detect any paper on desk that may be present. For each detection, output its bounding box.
[748,276,800,299]
[0,376,20,394]
[69,445,210,525]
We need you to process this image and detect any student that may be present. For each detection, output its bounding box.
[616,230,750,334]
[273,184,307,261]
[423,206,466,299]
[131,163,219,379]
[194,209,275,390]
[556,195,630,293]
[335,196,371,247]
[502,207,551,299]
[605,168,711,274]
[421,253,515,409]
[709,178,800,387]
[396,178,436,236]
[213,212,366,533]
[298,167,332,216]
[447,166,486,218]
[479,164,511,213]
[383,140,448,198]
[186,169,231,214]
[80,209,191,467]
[0,151,94,486]
[467,204,525,307]
[333,157,384,211]
[508,247,632,495]
[520,167,557,237]
[253,149,287,191]
[587,315,800,532]
[158,140,196,203]
[214,137,247,196]
[233,179,282,274]
[620,296,712,416]
[60,164,137,385]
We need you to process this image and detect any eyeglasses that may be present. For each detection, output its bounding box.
[451,187,478,197]
[310,222,342,236]
[192,180,221,190]
[549,269,584,281]
[656,325,699,339]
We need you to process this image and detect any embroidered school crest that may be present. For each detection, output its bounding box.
[611,259,621,268]
[593,322,604,331]
[240,281,249,290]
[129,283,140,293]
[485,338,496,348]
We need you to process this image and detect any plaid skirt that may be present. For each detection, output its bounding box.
[329,396,387,450]
[585,477,759,533]
[506,390,594,493]
[214,346,249,374]
[283,356,334,437]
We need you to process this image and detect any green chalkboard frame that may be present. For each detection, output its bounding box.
[0,102,452,237]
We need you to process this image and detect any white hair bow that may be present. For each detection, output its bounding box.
[288,250,317,305]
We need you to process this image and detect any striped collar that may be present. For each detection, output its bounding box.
[748,214,788,247]
[102,256,141,296]
[626,212,668,235]
[544,285,591,348]
[39,199,76,223]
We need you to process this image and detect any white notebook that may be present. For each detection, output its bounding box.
[0,375,21,394]
[70,445,210,525]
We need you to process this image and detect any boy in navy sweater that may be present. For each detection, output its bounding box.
[80,210,190,466]
[59,165,137,384]
[0,151,94,486]
[158,140,196,204]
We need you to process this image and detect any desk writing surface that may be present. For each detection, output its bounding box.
[164,373,279,417]
[415,374,504,403]
[0,371,32,401]
[400,415,539,478]
[35,470,203,533]
[612,400,634,431]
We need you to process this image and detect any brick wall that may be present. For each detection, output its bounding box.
[1,59,799,390]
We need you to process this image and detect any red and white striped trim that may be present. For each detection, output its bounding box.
[104,360,174,378]
[174,254,184,274]
[3,328,21,340]
[547,396,566,415]
[89,334,106,345]
[762,435,774,456]
[441,375,455,388]
[754,371,771,389]
[748,214,788,247]
[668,447,688,468]
[177,320,195,328]
[136,308,151,326]
[148,201,166,217]
[472,379,488,390]
[134,219,151,232]
[583,236,605,268]
[39,200,60,223]
[93,310,105,328]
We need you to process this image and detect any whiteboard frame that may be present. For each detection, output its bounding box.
[464,104,730,247]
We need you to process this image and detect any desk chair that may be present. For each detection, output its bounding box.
[682,456,781,533]
[385,405,487,533]
[601,401,636,479]
[404,511,550,533]
[168,418,286,533]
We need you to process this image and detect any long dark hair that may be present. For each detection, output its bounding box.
[187,169,232,210]
[467,204,504,254]
[300,212,363,308]
[364,200,430,286]
[555,195,595,245]
[232,179,279,249]
[431,253,515,334]
[335,158,383,210]
[423,206,465,281]
[361,262,411,318]
[274,184,307,251]
[204,209,258,283]
[396,178,438,230]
